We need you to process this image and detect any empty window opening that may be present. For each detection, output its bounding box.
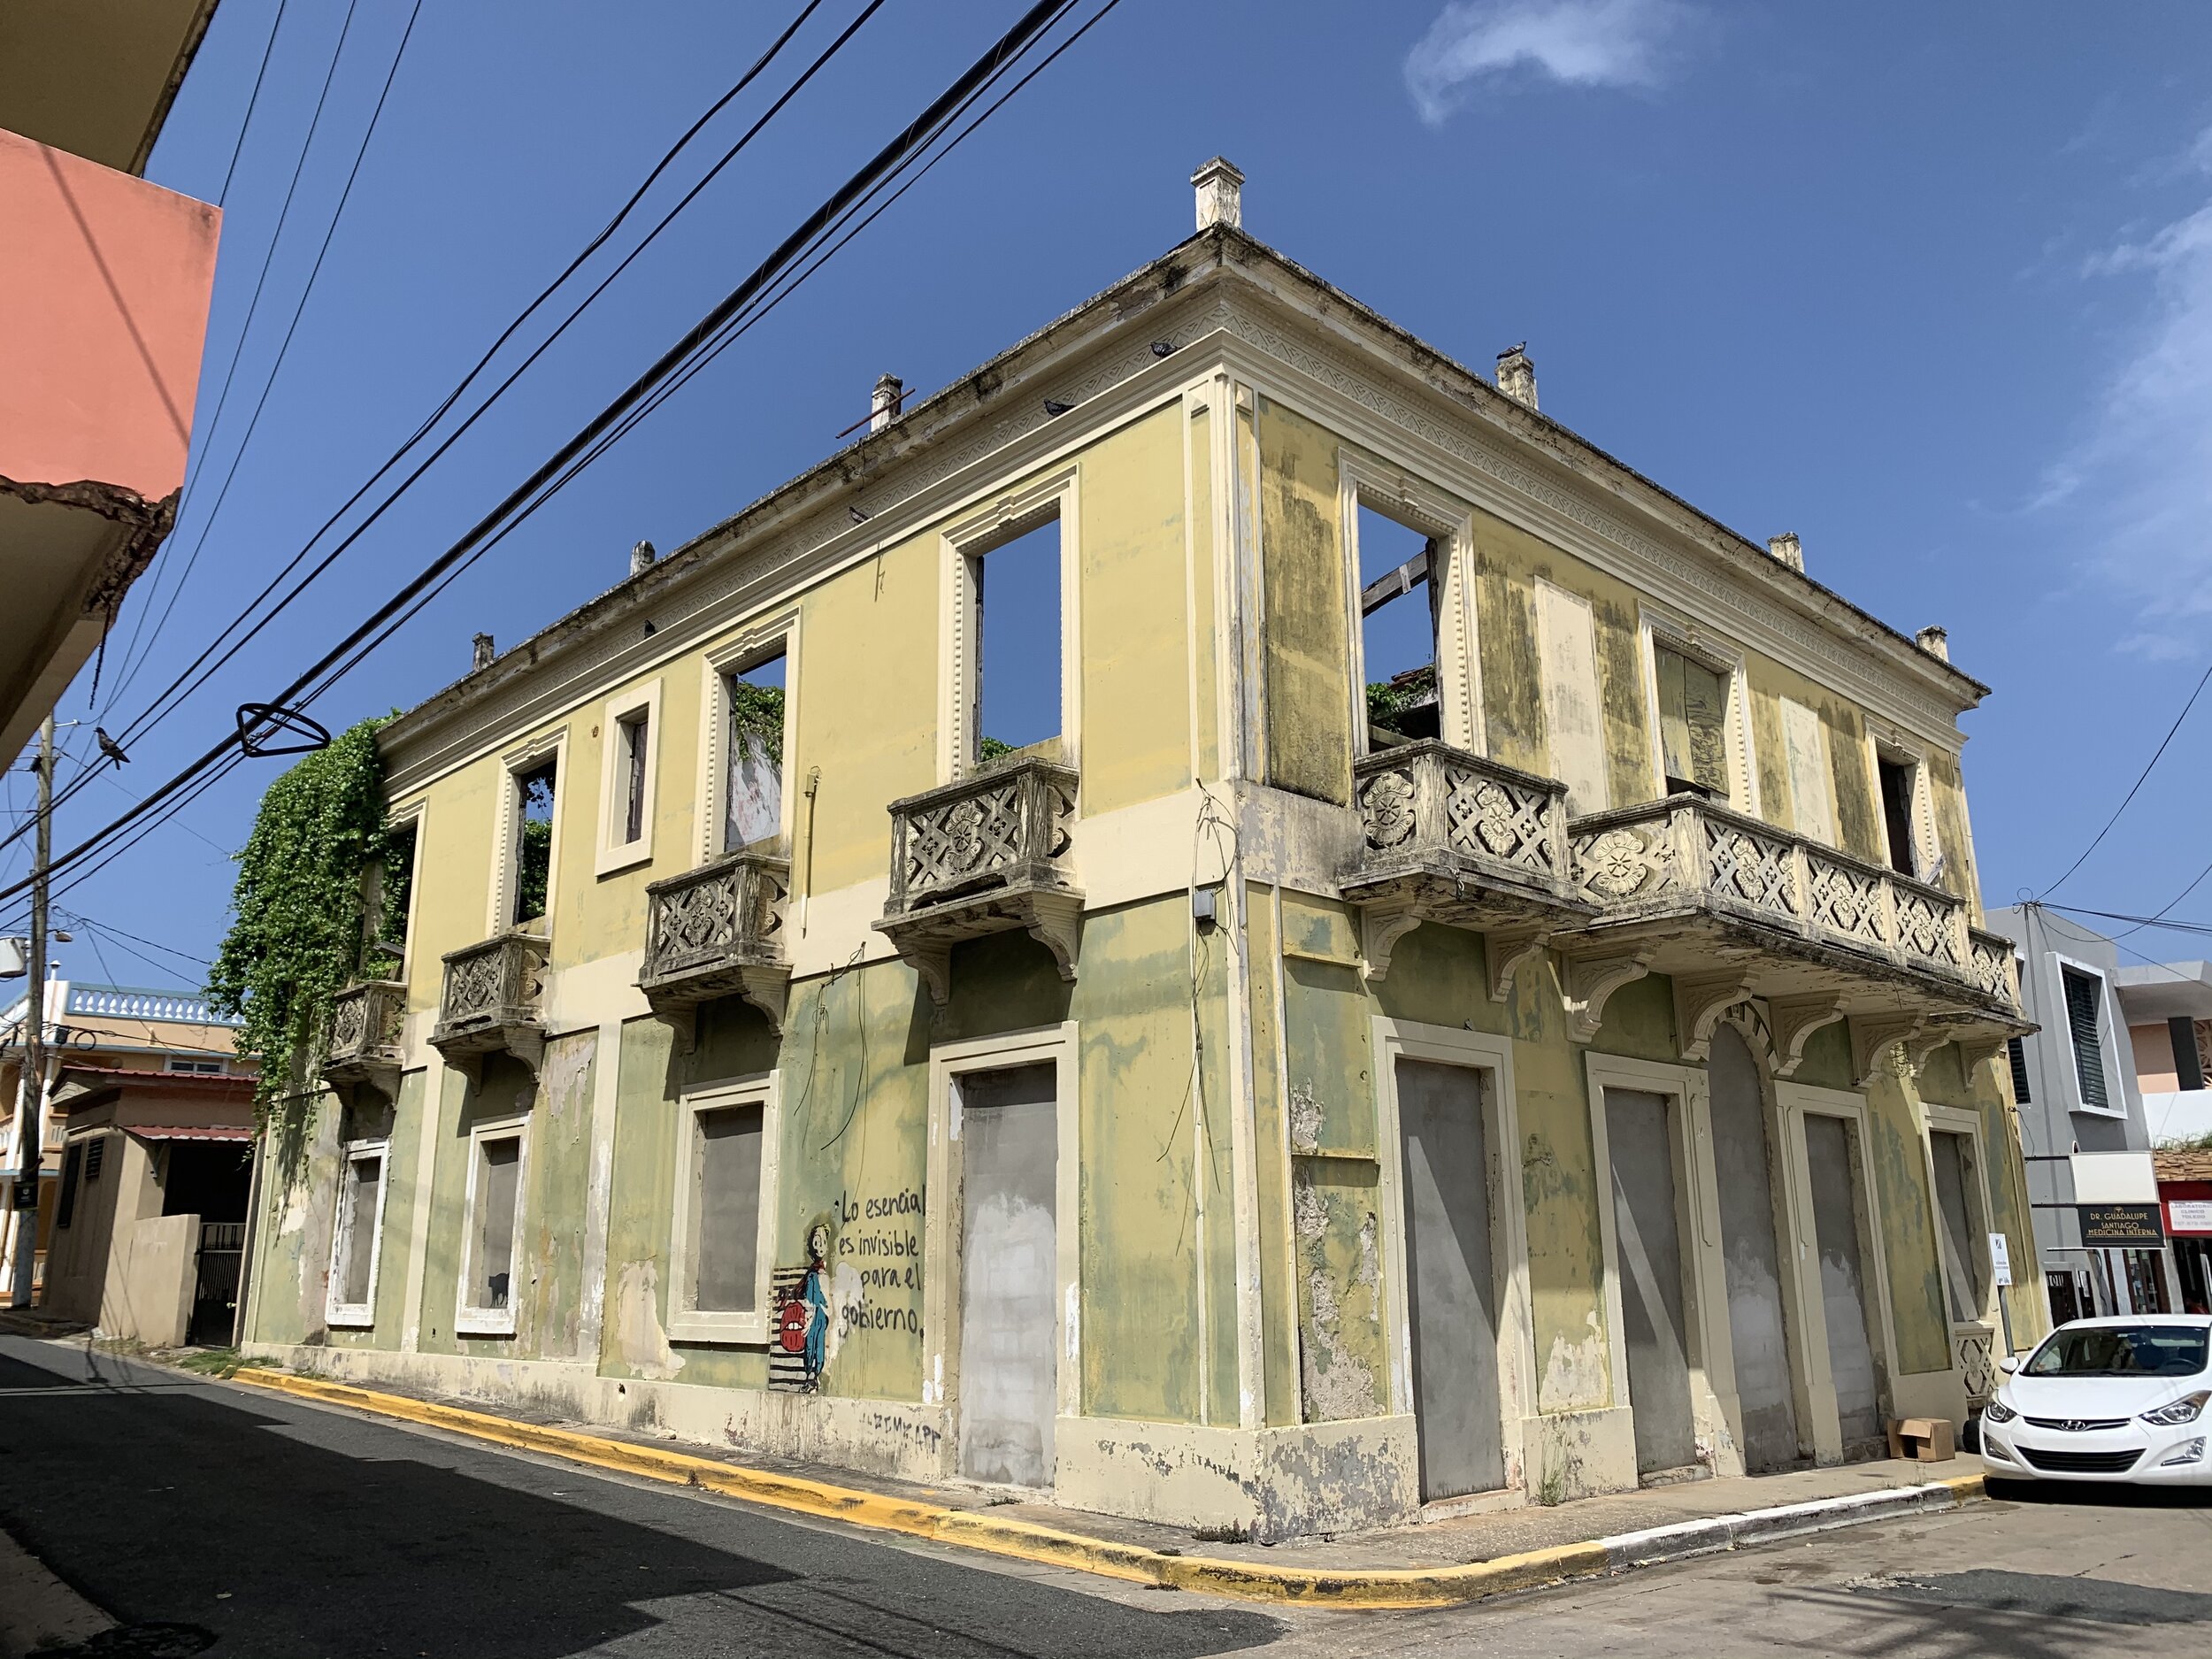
[1359,506,1439,747]
[370,817,418,975]
[618,709,650,845]
[725,652,786,852]
[512,760,557,928]
[687,1103,764,1313]
[1654,644,1730,799]
[973,518,1062,763]
[334,1148,384,1310]
[467,1133,523,1314]
[1878,756,1918,878]
[2062,965,2109,1110]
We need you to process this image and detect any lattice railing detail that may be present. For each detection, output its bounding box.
[326,979,405,1072]
[644,854,787,983]
[438,933,547,1031]
[1705,818,1800,917]
[1351,741,1571,888]
[887,758,1078,914]
[1955,1325,1996,1402]
[1895,884,1963,972]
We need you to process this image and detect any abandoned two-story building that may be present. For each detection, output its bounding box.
[240,161,2037,1537]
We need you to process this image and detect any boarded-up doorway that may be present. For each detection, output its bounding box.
[1606,1087,1698,1479]
[1397,1058,1504,1502]
[1708,1025,1801,1472]
[956,1063,1059,1489]
[1803,1113,1884,1453]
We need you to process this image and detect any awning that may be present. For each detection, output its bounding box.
[122,1124,253,1142]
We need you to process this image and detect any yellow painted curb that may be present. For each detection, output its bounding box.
[227,1367,1608,1609]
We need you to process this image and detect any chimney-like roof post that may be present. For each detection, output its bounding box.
[871,373,904,434]
[1916,626,1950,662]
[1192,157,1243,232]
[630,539,657,576]
[472,632,495,672]
[1767,532,1804,572]
[1495,344,1538,411]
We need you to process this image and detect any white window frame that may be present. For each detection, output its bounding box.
[326,1136,393,1329]
[938,468,1082,784]
[1922,1104,1995,1329]
[920,1022,1079,1437]
[455,1113,530,1337]
[1338,450,1481,758]
[1371,1017,1535,1508]
[487,730,568,938]
[376,796,428,984]
[666,1071,781,1345]
[696,611,801,864]
[2053,951,2126,1118]
[1639,606,1755,811]
[164,1056,227,1075]
[593,679,664,877]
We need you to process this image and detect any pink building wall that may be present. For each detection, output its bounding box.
[0,127,219,503]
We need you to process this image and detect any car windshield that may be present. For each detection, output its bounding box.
[2024,1325,2208,1379]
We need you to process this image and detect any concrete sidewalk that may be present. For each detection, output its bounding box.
[219,1358,1984,1609]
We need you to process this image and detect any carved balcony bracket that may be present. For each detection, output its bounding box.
[1359,898,1427,983]
[1850,1013,1928,1089]
[429,932,549,1082]
[1486,928,1552,1004]
[322,979,408,1099]
[1562,950,1654,1044]
[1674,972,1760,1064]
[875,758,1083,1007]
[1769,994,1849,1079]
[638,852,792,1048]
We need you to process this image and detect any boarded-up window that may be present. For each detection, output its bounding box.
[688,1104,764,1313]
[1535,581,1608,816]
[335,1151,383,1309]
[1929,1130,1984,1323]
[724,654,785,853]
[1781,700,1836,845]
[1655,645,1730,798]
[468,1135,522,1310]
[2062,966,2109,1110]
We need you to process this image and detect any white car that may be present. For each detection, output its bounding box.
[1979,1315,2211,1486]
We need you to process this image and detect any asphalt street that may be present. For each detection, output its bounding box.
[3,1333,2208,1659]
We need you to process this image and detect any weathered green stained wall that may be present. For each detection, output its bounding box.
[325,1069,427,1351]
[1244,883,1300,1426]
[1256,397,1350,807]
[1860,1064,1951,1376]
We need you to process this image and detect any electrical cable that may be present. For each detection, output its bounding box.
[0,0,1084,906]
[2039,656,2212,899]
[215,0,291,208]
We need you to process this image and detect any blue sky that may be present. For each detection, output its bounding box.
[12,0,2212,989]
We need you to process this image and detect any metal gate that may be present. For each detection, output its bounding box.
[190,1221,246,1346]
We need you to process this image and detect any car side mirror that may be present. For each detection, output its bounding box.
[1995,1356,2018,1375]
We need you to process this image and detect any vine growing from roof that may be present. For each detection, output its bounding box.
[209,715,402,1137]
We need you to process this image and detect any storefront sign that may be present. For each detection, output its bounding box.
[2079,1202,2166,1245]
[2168,1199,2212,1235]
[1988,1231,2013,1286]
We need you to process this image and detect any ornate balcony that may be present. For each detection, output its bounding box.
[1343,741,1594,985]
[323,979,407,1095]
[638,851,791,1045]
[428,932,549,1078]
[874,757,1082,1004]
[1560,794,2027,1076]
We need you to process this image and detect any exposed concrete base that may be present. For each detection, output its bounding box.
[1524,1403,1639,1502]
[1062,1414,1419,1539]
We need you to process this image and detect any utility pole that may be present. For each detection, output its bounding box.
[8,715,52,1309]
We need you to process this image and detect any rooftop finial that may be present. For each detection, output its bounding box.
[472,632,495,672]
[871,373,904,434]
[1495,343,1537,411]
[1767,532,1803,572]
[630,539,657,576]
[1193,157,1243,232]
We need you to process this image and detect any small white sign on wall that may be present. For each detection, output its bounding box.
[1988,1231,2013,1288]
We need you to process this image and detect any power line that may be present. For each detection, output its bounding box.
[215,0,290,207]
[55,910,212,969]
[2040,656,2212,899]
[0,0,1087,908]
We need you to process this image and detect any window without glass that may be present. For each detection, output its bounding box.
[1878,756,1918,877]
[371,818,418,975]
[973,518,1062,764]
[333,1148,384,1313]
[687,1103,764,1313]
[2062,965,2109,1110]
[512,760,557,927]
[467,1133,523,1314]
[618,710,650,845]
[1655,645,1730,799]
[1358,506,1439,747]
[1929,1130,1985,1322]
[724,652,786,852]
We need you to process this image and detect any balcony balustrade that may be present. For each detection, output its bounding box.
[1342,741,1594,983]
[874,757,1082,1004]
[1557,793,2027,1075]
[428,931,549,1077]
[323,979,407,1095]
[638,851,792,1045]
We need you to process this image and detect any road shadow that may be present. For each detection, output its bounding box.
[1984,1477,2212,1511]
[0,1342,1278,1658]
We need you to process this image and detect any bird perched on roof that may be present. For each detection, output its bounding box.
[95,727,129,766]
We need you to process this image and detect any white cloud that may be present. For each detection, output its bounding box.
[2039,127,2212,649]
[1404,0,1693,127]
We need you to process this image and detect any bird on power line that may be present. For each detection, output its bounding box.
[95,728,130,766]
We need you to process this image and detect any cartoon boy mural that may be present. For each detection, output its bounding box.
[771,1221,838,1393]
[800,1222,832,1384]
